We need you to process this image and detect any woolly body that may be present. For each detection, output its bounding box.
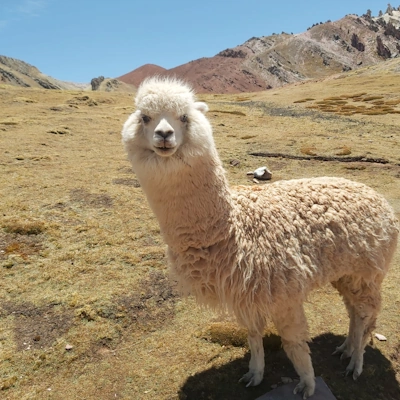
[122,77,399,398]
[170,178,397,327]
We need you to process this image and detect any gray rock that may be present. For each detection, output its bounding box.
[91,76,105,90]
[255,377,337,400]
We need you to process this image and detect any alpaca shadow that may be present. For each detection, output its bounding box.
[178,332,400,400]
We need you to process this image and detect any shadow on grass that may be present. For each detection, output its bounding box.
[178,333,400,400]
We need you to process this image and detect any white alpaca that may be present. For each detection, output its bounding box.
[122,77,399,399]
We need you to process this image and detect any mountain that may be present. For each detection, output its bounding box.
[0,55,86,90]
[2,10,400,93]
[117,64,166,87]
[118,11,400,93]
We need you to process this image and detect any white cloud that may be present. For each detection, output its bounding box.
[17,0,48,16]
[0,0,48,30]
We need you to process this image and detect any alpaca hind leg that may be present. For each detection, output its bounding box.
[332,297,356,360]
[345,290,380,380]
[239,331,264,386]
[345,314,366,379]
[273,304,315,399]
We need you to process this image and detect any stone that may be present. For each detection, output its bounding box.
[91,76,105,90]
[255,377,337,400]
[375,333,387,341]
[253,166,272,180]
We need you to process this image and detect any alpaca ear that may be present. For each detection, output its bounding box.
[122,109,142,139]
[194,102,209,114]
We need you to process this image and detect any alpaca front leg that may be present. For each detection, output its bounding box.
[239,332,264,386]
[273,304,315,399]
[282,339,315,399]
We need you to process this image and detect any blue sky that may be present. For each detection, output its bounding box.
[0,0,393,83]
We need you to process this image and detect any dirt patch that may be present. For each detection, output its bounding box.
[0,231,44,262]
[71,271,178,333]
[117,271,179,331]
[70,188,113,208]
[1,303,73,350]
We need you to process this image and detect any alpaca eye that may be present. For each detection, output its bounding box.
[180,114,188,123]
[141,115,151,124]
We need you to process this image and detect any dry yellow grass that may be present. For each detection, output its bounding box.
[1,61,400,400]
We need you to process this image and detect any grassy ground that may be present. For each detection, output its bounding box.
[1,61,400,400]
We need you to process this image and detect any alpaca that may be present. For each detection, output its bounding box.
[121,77,399,399]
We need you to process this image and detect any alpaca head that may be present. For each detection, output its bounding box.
[122,77,214,168]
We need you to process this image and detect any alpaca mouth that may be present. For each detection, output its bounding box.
[156,145,174,151]
[154,145,176,156]
[154,139,175,151]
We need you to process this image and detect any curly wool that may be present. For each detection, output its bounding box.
[135,76,196,116]
[168,176,398,331]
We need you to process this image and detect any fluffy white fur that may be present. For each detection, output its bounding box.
[122,76,399,399]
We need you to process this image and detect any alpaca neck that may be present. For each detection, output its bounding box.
[138,151,233,252]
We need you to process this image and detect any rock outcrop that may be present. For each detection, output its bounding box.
[90,76,105,90]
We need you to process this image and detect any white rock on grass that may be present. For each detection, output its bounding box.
[375,333,387,341]
[253,166,272,180]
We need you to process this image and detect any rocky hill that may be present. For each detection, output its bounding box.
[375,8,400,27]
[0,55,86,90]
[118,11,400,93]
[89,75,136,92]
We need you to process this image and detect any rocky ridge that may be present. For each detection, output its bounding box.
[118,11,400,93]
[0,56,86,90]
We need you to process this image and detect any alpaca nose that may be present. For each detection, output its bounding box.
[155,129,174,139]
[154,119,174,139]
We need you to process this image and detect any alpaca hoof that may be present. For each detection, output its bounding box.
[340,351,352,361]
[352,364,363,380]
[344,356,362,379]
[331,347,342,356]
[345,360,354,377]
[344,368,362,380]
[293,380,315,399]
[353,370,361,381]
[239,370,263,387]
[332,344,353,360]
